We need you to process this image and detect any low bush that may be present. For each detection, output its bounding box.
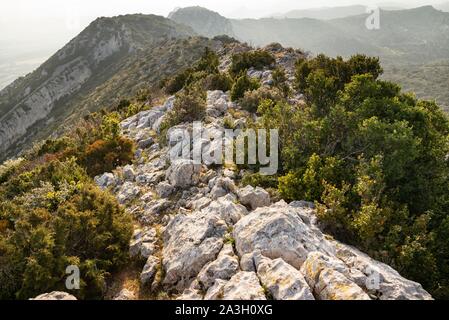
[203,73,233,92]
[81,137,134,177]
[0,159,133,299]
[230,50,276,77]
[240,87,282,113]
[230,73,260,101]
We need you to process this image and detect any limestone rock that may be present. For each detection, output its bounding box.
[32,292,77,300]
[222,272,266,300]
[162,210,227,290]
[156,181,174,198]
[238,185,270,210]
[129,228,157,259]
[233,201,329,269]
[166,159,201,189]
[117,182,141,204]
[113,289,136,300]
[255,255,314,300]
[123,165,136,182]
[204,279,227,300]
[197,244,240,290]
[141,256,160,286]
[201,194,247,226]
[94,172,116,189]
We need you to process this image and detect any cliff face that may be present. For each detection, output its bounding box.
[0,14,195,161]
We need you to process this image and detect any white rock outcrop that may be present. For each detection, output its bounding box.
[238,185,271,210]
[221,272,266,300]
[162,210,227,290]
[32,292,77,300]
[166,159,202,189]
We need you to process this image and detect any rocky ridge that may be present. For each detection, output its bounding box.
[85,45,432,301]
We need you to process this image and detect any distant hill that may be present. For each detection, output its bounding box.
[171,6,449,62]
[168,6,234,38]
[0,14,202,161]
[169,6,449,110]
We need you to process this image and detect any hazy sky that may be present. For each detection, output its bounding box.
[1,0,446,22]
[0,0,446,63]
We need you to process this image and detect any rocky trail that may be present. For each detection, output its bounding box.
[36,44,433,300]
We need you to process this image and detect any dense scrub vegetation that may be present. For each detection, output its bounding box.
[230,50,275,77]
[0,101,145,299]
[252,54,449,298]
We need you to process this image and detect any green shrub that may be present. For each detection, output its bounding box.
[230,50,276,77]
[272,67,291,97]
[258,54,449,297]
[240,87,282,113]
[0,159,133,299]
[164,68,193,94]
[160,86,207,144]
[81,137,134,177]
[241,172,278,189]
[203,73,233,92]
[230,73,260,101]
[194,47,219,74]
[163,47,221,94]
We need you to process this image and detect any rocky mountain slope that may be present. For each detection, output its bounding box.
[170,6,449,62]
[169,6,449,110]
[168,6,234,38]
[36,46,431,301]
[0,14,196,162]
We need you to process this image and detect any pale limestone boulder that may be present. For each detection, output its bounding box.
[94,172,116,189]
[197,244,239,290]
[162,210,227,290]
[201,194,247,226]
[255,255,314,300]
[300,251,370,300]
[129,227,157,259]
[238,185,270,210]
[32,292,77,300]
[222,272,266,300]
[141,256,160,286]
[334,243,433,300]
[117,182,141,204]
[123,165,136,182]
[233,201,329,269]
[156,181,174,198]
[204,279,228,300]
[113,289,136,300]
[166,159,201,189]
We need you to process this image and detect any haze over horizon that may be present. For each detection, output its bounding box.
[0,0,448,89]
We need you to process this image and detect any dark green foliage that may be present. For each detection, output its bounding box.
[272,67,291,97]
[230,50,276,77]
[295,54,383,115]
[0,159,133,299]
[164,68,194,94]
[163,47,222,94]
[257,54,449,298]
[203,73,233,92]
[241,172,278,189]
[240,87,282,113]
[195,47,220,74]
[230,73,261,101]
